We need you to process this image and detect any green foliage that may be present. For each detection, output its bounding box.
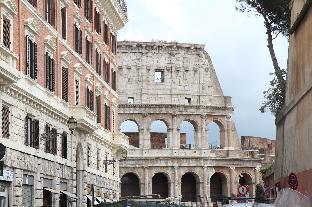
[260,164,273,177]
[255,184,265,203]
[236,0,290,116]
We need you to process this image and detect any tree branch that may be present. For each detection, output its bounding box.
[272,31,281,40]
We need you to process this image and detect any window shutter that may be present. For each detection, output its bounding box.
[79,30,82,54]
[45,0,49,21]
[25,117,29,145]
[34,42,38,80]
[62,67,68,102]
[62,133,67,158]
[34,120,39,149]
[45,125,50,153]
[45,53,49,88]
[74,26,78,52]
[3,17,11,48]
[26,35,30,75]
[51,59,55,92]
[51,128,57,154]
[90,90,94,111]
[51,0,55,26]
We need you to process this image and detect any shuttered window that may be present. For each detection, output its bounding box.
[45,125,57,155]
[45,0,55,26]
[96,51,101,75]
[25,36,38,80]
[94,9,101,33]
[2,105,10,139]
[61,133,67,159]
[96,96,101,123]
[104,22,109,45]
[62,67,68,102]
[75,79,80,105]
[45,53,55,92]
[85,0,93,21]
[2,16,11,49]
[61,7,67,40]
[111,34,117,55]
[74,25,82,54]
[105,61,110,84]
[86,87,94,111]
[27,0,37,7]
[112,71,116,91]
[86,38,92,64]
[25,116,39,149]
[104,104,110,130]
[74,0,81,7]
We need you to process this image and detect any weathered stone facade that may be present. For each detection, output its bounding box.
[117,41,262,204]
[0,0,128,206]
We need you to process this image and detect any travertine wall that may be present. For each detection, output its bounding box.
[117,41,262,204]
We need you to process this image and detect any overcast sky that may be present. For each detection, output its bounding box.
[119,0,289,139]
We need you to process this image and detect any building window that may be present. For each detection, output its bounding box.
[25,36,38,80]
[96,95,101,123]
[85,0,92,22]
[2,16,11,49]
[104,153,108,173]
[94,9,101,33]
[61,7,67,40]
[61,132,67,159]
[45,53,55,92]
[127,97,134,104]
[96,51,101,75]
[25,116,39,149]
[75,79,80,105]
[154,70,164,83]
[86,38,92,64]
[86,87,94,111]
[87,144,91,167]
[97,149,100,170]
[111,34,116,55]
[43,188,53,207]
[2,105,10,139]
[22,175,34,207]
[104,61,110,84]
[62,67,68,102]
[185,97,191,105]
[74,25,82,54]
[104,22,109,45]
[27,0,37,7]
[112,71,116,91]
[104,104,110,130]
[45,125,57,155]
[74,0,81,7]
[45,0,55,26]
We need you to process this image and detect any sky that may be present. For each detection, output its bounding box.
[118,0,289,140]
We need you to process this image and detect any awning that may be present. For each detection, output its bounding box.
[96,197,104,203]
[44,188,59,194]
[61,191,78,200]
[86,195,99,205]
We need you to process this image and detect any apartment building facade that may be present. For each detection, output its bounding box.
[0,0,128,206]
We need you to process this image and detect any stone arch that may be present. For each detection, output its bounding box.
[181,172,200,202]
[150,120,168,149]
[207,119,226,149]
[152,172,170,198]
[179,119,198,148]
[238,172,254,197]
[210,172,228,203]
[120,119,140,148]
[121,173,141,197]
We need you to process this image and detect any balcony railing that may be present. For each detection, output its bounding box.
[0,44,19,85]
[70,106,97,133]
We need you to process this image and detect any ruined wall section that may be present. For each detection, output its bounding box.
[117,41,226,106]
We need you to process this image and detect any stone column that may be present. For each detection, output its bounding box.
[144,167,149,195]
[12,169,23,207]
[200,115,207,149]
[174,166,180,199]
[229,167,237,197]
[195,127,202,149]
[203,166,208,198]
[143,127,150,149]
[139,128,144,148]
[167,128,173,148]
[172,115,179,149]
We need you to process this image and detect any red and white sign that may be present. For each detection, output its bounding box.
[238,185,249,197]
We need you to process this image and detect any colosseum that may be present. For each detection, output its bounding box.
[117,41,262,204]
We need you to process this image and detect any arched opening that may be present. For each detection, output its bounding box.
[238,173,253,197]
[210,172,228,203]
[150,120,168,149]
[207,122,222,149]
[179,121,196,149]
[181,173,199,202]
[152,173,169,198]
[121,173,140,197]
[120,120,140,148]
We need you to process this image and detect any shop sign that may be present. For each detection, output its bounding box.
[0,170,13,182]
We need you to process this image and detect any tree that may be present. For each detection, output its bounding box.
[255,184,265,203]
[236,0,290,116]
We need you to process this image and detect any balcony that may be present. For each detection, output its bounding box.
[112,132,129,152]
[70,106,97,133]
[0,44,19,85]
